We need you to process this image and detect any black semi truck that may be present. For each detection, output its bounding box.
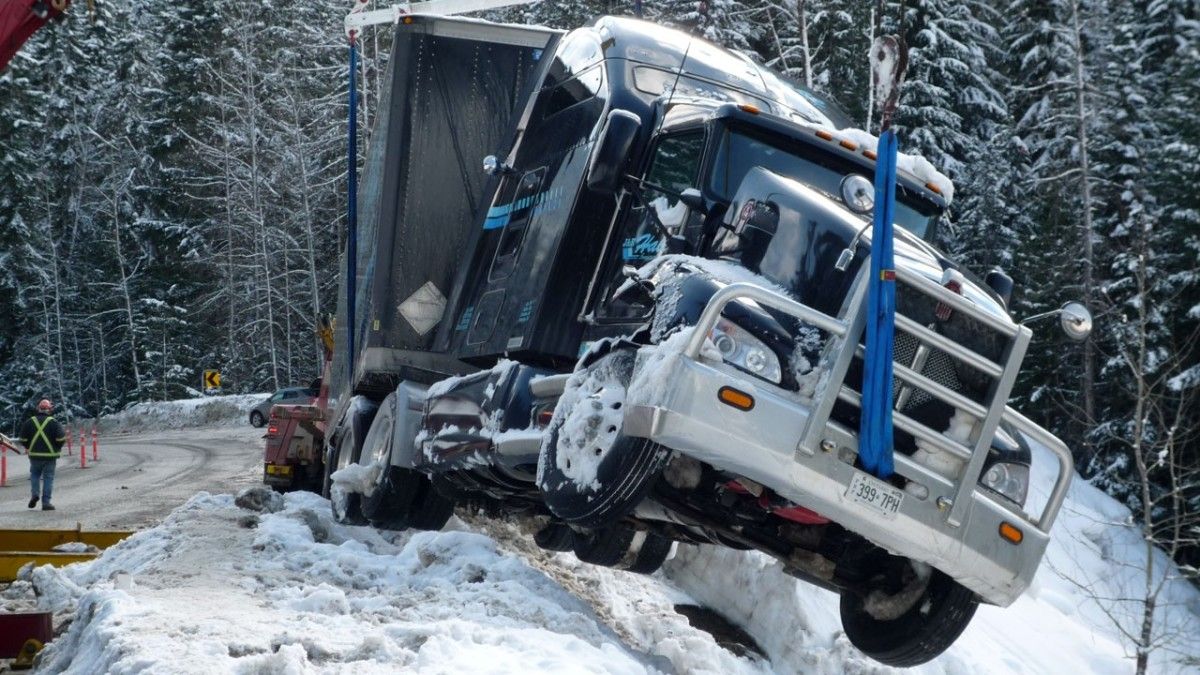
[313,14,1083,667]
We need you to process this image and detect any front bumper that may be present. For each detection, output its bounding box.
[623,277,1073,607]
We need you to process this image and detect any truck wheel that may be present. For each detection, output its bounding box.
[572,526,672,575]
[538,349,671,528]
[329,403,376,526]
[840,569,978,667]
[534,523,575,552]
[359,394,454,532]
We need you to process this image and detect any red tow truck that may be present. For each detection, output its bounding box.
[262,402,326,493]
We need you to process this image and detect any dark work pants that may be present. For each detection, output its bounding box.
[29,457,57,503]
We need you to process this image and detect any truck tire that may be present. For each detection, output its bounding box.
[533,523,575,552]
[359,394,454,532]
[572,527,672,575]
[538,349,671,528]
[839,569,978,667]
[329,402,376,526]
[364,467,455,531]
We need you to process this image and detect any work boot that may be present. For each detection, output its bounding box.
[42,503,55,511]
[28,496,38,508]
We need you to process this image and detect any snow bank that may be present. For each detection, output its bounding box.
[9,490,761,674]
[657,434,1200,674]
[3,442,1197,673]
[99,393,268,433]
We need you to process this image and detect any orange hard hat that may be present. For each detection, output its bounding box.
[37,399,52,412]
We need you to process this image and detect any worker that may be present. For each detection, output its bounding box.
[18,398,66,511]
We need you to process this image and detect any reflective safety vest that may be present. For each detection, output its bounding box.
[22,415,64,458]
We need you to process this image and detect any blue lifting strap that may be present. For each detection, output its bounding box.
[858,129,899,478]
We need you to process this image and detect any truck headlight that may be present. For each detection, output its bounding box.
[980,462,1029,506]
[709,318,782,384]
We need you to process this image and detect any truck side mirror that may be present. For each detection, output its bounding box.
[586,109,641,193]
[679,188,706,214]
[482,155,515,176]
[1059,302,1093,341]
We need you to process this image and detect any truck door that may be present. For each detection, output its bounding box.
[594,131,706,322]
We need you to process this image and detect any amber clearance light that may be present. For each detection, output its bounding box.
[999,522,1024,545]
[718,386,755,411]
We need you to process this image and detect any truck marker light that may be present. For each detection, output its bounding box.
[815,130,834,141]
[999,522,1023,545]
[267,425,278,436]
[738,104,761,114]
[718,387,754,411]
[839,139,858,151]
[863,150,878,160]
[924,181,943,195]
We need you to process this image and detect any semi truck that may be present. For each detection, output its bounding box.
[268,10,1090,666]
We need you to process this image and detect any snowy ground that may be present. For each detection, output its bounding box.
[2,426,263,530]
[3,409,1199,673]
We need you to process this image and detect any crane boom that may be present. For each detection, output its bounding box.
[0,0,71,72]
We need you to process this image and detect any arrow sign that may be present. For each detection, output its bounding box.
[203,370,221,390]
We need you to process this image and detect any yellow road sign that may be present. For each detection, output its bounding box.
[203,370,221,389]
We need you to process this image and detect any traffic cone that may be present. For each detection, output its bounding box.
[66,427,73,456]
[92,426,99,462]
[1,442,7,487]
[79,429,88,469]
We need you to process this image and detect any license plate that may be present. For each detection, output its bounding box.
[846,471,903,518]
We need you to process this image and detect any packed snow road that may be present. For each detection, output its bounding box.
[2,426,262,529]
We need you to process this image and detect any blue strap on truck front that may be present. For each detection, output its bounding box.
[859,129,899,478]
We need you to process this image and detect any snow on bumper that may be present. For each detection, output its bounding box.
[623,350,1047,607]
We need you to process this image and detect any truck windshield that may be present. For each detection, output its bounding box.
[708,128,940,239]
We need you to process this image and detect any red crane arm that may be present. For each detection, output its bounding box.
[0,0,71,72]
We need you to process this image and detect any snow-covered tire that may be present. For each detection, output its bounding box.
[330,405,375,526]
[538,349,671,528]
[840,569,978,667]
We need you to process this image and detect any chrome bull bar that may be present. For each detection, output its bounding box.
[682,271,1073,536]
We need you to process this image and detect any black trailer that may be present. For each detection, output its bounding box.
[330,18,561,405]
